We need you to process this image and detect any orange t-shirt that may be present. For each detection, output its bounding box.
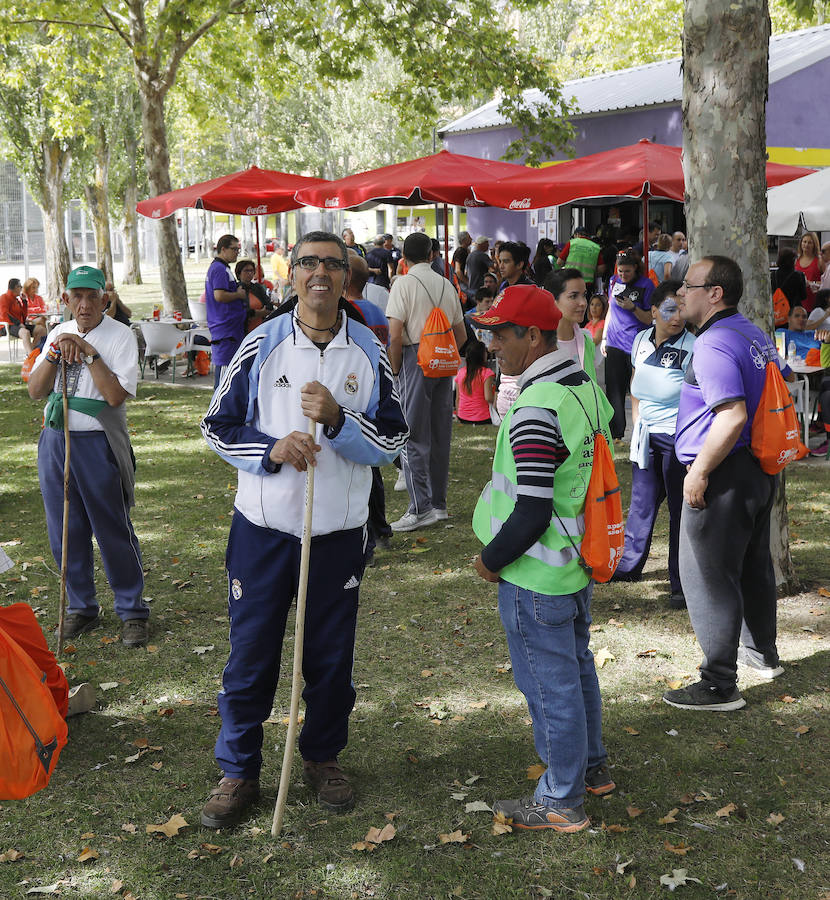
[0,290,26,324]
[26,294,47,316]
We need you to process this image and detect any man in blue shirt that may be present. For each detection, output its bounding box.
[206,234,248,388]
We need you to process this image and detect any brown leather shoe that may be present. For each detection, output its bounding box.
[303,759,354,812]
[200,777,260,828]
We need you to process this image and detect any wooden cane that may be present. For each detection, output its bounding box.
[272,419,316,836]
[57,358,71,657]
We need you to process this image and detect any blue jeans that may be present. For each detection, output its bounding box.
[498,580,606,809]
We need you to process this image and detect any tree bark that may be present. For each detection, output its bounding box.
[83,124,114,283]
[40,140,72,303]
[682,0,794,587]
[136,71,187,312]
[121,121,143,284]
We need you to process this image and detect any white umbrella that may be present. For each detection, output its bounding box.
[767,166,830,235]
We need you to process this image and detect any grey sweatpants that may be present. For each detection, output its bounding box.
[679,447,778,690]
[397,344,453,515]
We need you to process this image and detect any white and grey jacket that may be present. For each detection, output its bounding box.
[201,308,409,537]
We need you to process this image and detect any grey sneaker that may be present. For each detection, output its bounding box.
[585,763,615,796]
[55,613,100,640]
[492,797,589,832]
[390,509,438,532]
[737,645,784,679]
[122,618,149,648]
[662,679,746,711]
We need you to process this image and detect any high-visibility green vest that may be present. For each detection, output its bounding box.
[473,377,613,595]
[564,238,600,282]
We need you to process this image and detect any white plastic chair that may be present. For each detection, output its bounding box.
[188,299,208,325]
[0,320,21,362]
[788,376,809,447]
[139,322,187,381]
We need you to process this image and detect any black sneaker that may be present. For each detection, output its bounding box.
[492,797,589,832]
[669,591,687,610]
[122,618,149,648]
[737,645,784,680]
[662,680,746,711]
[56,613,100,640]
[585,763,616,796]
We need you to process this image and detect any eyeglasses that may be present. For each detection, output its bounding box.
[682,281,712,291]
[295,255,348,271]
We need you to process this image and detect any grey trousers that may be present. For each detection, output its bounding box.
[397,344,453,515]
[679,448,779,690]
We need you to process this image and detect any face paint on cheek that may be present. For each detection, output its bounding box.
[658,300,679,322]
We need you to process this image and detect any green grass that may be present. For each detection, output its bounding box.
[0,366,828,900]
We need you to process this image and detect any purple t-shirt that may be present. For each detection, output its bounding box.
[604,275,654,353]
[205,258,247,364]
[675,309,791,464]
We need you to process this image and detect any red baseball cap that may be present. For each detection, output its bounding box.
[470,284,562,330]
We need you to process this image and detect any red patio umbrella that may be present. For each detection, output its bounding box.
[471,140,814,269]
[294,150,531,275]
[137,166,328,219]
[137,166,329,275]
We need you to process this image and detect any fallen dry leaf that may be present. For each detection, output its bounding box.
[715,803,737,818]
[146,813,189,837]
[365,824,396,844]
[664,840,692,856]
[121,823,137,834]
[666,680,683,690]
[636,648,657,658]
[110,880,124,893]
[0,849,24,862]
[469,700,488,709]
[150,761,163,771]
[526,763,547,780]
[229,853,243,868]
[77,847,99,862]
[420,670,434,678]
[351,841,377,852]
[99,682,119,691]
[660,868,701,891]
[779,694,797,703]
[794,725,810,735]
[603,823,630,833]
[626,806,644,818]
[658,808,679,825]
[623,726,640,735]
[465,800,491,813]
[766,812,785,826]
[594,647,615,668]
[438,830,470,844]
[817,587,830,598]
[492,812,513,835]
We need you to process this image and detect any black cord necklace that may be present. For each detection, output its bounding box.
[295,312,340,337]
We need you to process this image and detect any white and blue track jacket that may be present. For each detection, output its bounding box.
[201,309,409,537]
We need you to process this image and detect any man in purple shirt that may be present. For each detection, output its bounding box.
[664,255,794,712]
[206,234,248,387]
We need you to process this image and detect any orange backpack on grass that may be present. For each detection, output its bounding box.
[0,604,68,800]
[557,385,624,583]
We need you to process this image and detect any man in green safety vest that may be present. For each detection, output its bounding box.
[558,226,602,285]
[470,283,615,832]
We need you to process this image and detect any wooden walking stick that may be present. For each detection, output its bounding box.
[56,358,71,657]
[272,419,316,836]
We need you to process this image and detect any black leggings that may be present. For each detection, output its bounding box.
[604,345,633,439]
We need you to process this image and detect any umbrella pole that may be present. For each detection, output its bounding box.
[255,218,262,281]
[443,205,450,279]
[642,195,650,274]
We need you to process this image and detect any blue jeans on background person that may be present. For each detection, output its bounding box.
[497,580,607,810]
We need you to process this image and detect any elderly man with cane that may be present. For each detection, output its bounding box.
[200,231,408,829]
[27,266,148,649]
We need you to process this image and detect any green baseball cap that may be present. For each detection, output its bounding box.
[66,266,106,291]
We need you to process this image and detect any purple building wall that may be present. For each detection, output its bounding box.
[446,60,830,244]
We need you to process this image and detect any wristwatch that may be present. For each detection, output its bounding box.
[83,352,100,365]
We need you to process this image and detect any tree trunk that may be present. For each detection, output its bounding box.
[682,0,794,587]
[137,82,187,312]
[121,121,142,285]
[83,125,114,283]
[40,141,72,303]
